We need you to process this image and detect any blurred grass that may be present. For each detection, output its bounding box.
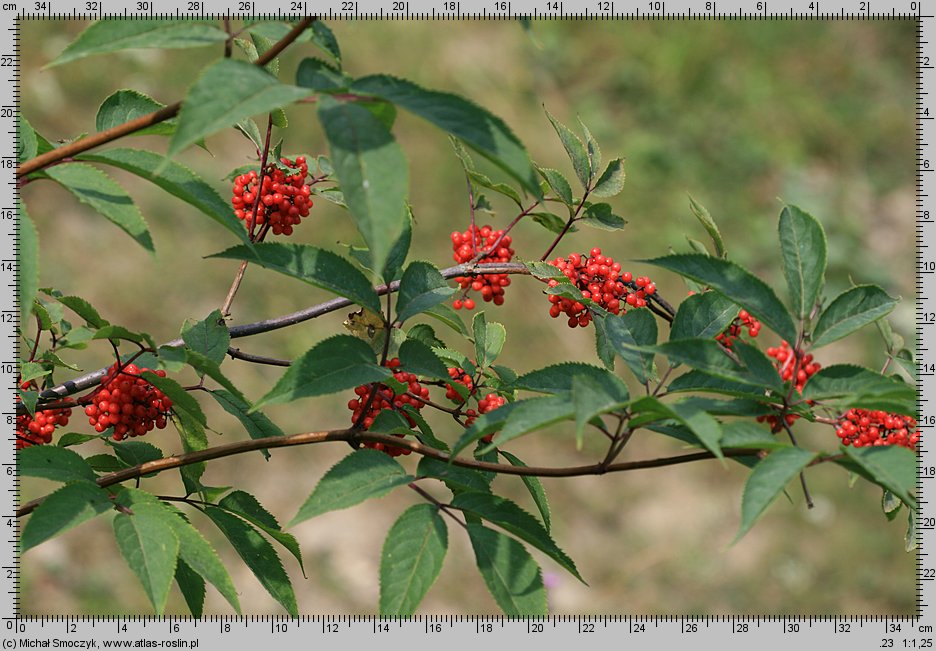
[19,18,917,615]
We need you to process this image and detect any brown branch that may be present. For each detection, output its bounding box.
[16,426,765,518]
[16,17,316,178]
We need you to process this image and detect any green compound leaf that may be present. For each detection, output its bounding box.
[811,285,898,349]
[379,504,448,616]
[778,204,827,319]
[203,506,297,617]
[18,203,39,329]
[396,261,457,323]
[44,163,154,252]
[352,74,540,197]
[255,335,390,409]
[18,113,38,163]
[467,522,548,616]
[579,202,627,231]
[77,149,249,246]
[451,491,583,582]
[209,242,381,314]
[398,339,450,380]
[170,59,310,157]
[209,390,284,460]
[49,19,228,67]
[112,491,181,615]
[735,447,817,543]
[291,449,415,525]
[514,361,629,397]
[642,253,797,344]
[21,482,113,552]
[174,561,205,618]
[537,167,573,207]
[687,195,725,258]
[318,95,408,276]
[483,395,575,452]
[416,457,491,495]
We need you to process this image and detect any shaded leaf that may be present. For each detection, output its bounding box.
[778,204,827,319]
[735,447,817,542]
[182,309,229,366]
[467,523,547,616]
[498,450,551,531]
[671,292,739,340]
[589,158,625,197]
[544,107,590,188]
[811,285,898,348]
[379,504,448,616]
[18,446,96,483]
[397,261,456,323]
[21,481,113,552]
[688,196,725,258]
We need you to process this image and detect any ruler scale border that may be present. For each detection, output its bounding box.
[6,2,931,648]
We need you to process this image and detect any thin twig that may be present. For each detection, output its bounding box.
[16,17,316,178]
[409,483,468,530]
[226,347,291,367]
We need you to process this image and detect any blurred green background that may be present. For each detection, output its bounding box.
[19,18,917,615]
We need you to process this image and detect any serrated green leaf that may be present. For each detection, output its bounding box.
[596,309,657,383]
[543,107,590,189]
[485,395,575,450]
[811,285,898,349]
[537,166,573,207]
[396,261,456,323]
[735,447,817,542]
[472,312,506,368]
[451,492,582,582]
[423,304,469,337]
[170,59,310,157]
[165,509,241,614]
[688,196,725,258]
[514,361,628,397]
[45,163,153,252]
[778,204,827,319]
[579,202,626,231]
[92,325,155,349]
[530,211,569,234]
[172,411,207,496]
[466,170,523,207]
[291,449,415,525]
[498,450,551,531]
[85,454,128,473]
[21,481,112,552]
[49,20,228,67]
[95,89,176,137]
[416,457,491,495]
[181,310,229,366]
[802,364,916,414]
[719,421,790,449]
[671,292,739,340]
[318,95,408,276]
[570,374,624,450]
[589,158,625,198]
[18,203,39,326]
[210,243,382,314]
[467,522,547,616]
[112,494,180,615]
[203,506,297,616]
[56,433,101,448]
[56,295,107,328]
[175,560,205,618]
[353,75,540,197]
[18,446,97,483]
[630,395,724,460]
[310,21,341,64]
[398,339,450,380]
[18,113,38,163]
[642,254,797,343]
[295,57,350,92]
[379,504,448,616]
[18,361,49,385]
[255,336,389,409]
[838,446,917,509]
[140,372,205,425]
[210,390,283,460]
[219,491,304,574]
[77,149,250,246]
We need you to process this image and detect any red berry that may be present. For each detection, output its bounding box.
[230,156,313,237]
[348,358,426,457]
[451,224,516,309]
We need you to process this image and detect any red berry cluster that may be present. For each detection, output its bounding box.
[546,248,656,328]
[451,225,514,310]
[84,363,172,440]
[16,383,72,449]
[464,393,508,443]
[231,157,312,236]
[766,341,820,393]
[757,342,821,432]
[836,409,919,449]
[445,367,474,403]
[347,358,429,457]
[716,309,762,348]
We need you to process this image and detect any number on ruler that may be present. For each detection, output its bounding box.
[546,0,559,9]
[808,1,818,12]
[757,1,766,10]
[860,1,869,11]
[0,56,13,67]
[137,1,151,8]
[443,1,456,9]
[341,1,354,10]
[648,1,661,9]
[187,1,203,11]
[290,1,305,9]
[786,623,800,633]
[706,1,714,10]
[597,0,610,10]
[238,1,255,10]
[493,1,507,10]
[85,1,100,10]
[34,1,50,9]
[391,1,405,10]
